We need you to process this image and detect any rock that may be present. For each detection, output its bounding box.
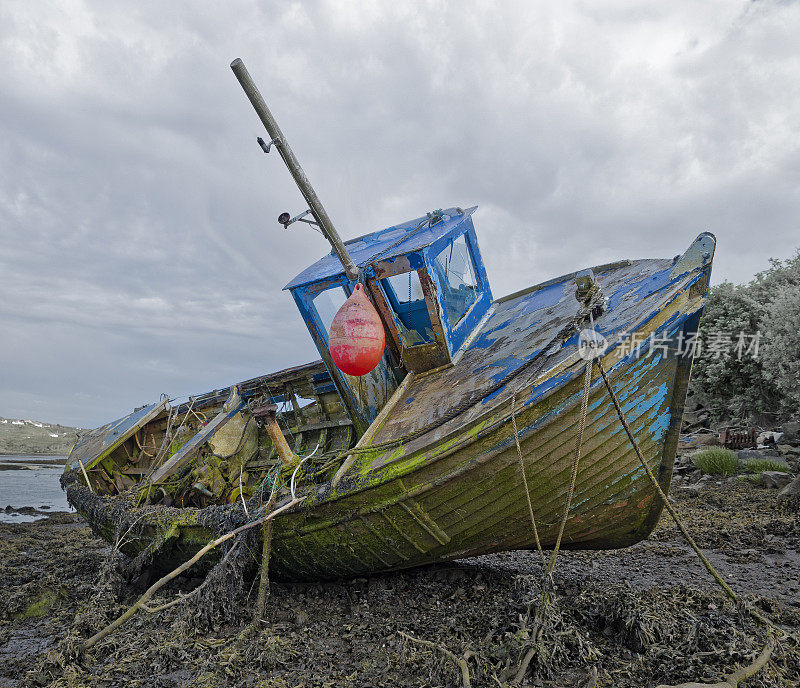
[757,431,783,447]
[777,444,798,456]
[781,420,800,444]
[695,475,715,489]
[736,449,764,462]
[687,469,703,483]
[778,474,800,498]
[675,485,701,498]
[761,471,793,489]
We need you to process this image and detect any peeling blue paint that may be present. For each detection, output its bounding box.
[482,384,507,404]
[649,407,672,442]
[606,267,674,311]
[284,207,478,290]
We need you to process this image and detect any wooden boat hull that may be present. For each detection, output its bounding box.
[65,235,713,581]
[265,323,695,580]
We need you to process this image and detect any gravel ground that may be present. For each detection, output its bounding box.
[1,481,798,688]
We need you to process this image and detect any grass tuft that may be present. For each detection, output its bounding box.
[691,448,738,476]
[737,474,762,485]
[742,457,790,474]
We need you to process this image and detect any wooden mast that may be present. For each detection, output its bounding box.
[230,58,360,281]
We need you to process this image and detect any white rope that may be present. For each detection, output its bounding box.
[290,442,320,500]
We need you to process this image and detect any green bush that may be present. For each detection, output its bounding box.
[691,249,800,423]
[761,286,800,412]
[742,457,790,474]
[691,448,738,476]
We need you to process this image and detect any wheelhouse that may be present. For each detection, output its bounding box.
[285,207,493,435]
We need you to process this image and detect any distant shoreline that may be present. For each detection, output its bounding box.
[0,416,80,456]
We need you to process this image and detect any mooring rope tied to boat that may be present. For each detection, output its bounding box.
[508,348,790,686]
[510,355,594,685]
[291,443,319,500]
[510,392,545,565]
[548,357,593,575]
[594,356,785,636]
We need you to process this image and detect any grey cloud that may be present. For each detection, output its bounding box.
[1,0,799,426]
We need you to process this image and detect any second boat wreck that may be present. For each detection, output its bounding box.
[62,59,715,582]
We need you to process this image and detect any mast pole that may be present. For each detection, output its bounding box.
[230,58,360,281]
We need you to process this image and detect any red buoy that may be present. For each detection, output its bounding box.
[328,283,385,376]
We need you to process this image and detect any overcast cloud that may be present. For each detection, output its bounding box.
[1,0,799,427]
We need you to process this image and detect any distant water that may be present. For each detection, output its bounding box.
[0,455,72,523]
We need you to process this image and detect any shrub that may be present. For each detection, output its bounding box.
[690,282,773,422]
[690,249,800,423]
[742,457,791,474]
[691,448,738,476]
[760,286,800,414]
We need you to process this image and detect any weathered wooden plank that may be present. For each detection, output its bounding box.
[67,400,169,471]
[150,394,246,484]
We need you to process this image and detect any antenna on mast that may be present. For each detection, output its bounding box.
[230,58,360,281]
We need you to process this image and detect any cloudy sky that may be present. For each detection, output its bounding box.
[1,0,799,428]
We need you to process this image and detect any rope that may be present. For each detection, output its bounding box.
[255,464,283,508]
[595,357,780,632]
[511,358,594,685]
[547,358,593,574]
[511,393,545,565]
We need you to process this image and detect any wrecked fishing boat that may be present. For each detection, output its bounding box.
[63,59,716,582]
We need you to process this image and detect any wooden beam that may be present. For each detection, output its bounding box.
[150,394,246,484]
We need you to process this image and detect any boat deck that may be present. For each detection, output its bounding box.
[368,257,688,452]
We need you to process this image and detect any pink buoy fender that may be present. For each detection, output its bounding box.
[328,283,386,376]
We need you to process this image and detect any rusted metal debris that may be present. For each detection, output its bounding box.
[719,428,758,450]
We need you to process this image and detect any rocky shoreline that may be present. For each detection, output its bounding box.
[1,474,798,686]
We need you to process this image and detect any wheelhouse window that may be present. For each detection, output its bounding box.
[313,286,348,336]
[379,270,434,346]
[432,233,480,326]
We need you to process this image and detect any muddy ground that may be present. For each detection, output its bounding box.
[1,481,798,688]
